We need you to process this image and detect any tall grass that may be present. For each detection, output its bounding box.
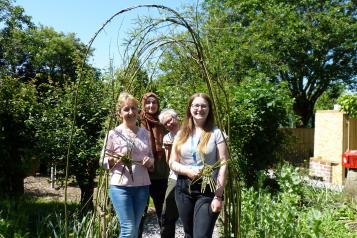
[0,196,119,237]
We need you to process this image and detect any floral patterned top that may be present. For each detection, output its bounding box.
[103,124,153,186]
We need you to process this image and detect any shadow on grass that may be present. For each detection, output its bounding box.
[0,196,80,237]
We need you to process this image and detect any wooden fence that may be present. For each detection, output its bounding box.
[348,118,357,150]
[277,128,315,167]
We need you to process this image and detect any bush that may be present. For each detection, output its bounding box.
[240,164,357,237]
[229,76,292,187]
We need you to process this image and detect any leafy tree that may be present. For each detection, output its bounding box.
[35,71,109,210]
[0,0,34,76]
[337,93,357,118]
[203,0,357,127]
[156,46,208,113]
[229,77,292,187]
[0,0,102,202]
[0,77,38,196]
[113,56,150,100]
[2,25,91,86]
[314,84,345,111]
[0,0,92,86]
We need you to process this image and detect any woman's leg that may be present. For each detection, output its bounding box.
[150,178,168,227]
[161,178,179,238]
[175,178,195,238]
[132,186,150,237]
[193,196,220,238]
[109,185,136,238]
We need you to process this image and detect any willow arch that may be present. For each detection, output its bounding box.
[65,4,241,237]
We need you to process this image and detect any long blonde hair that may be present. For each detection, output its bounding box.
[174,93,215,157]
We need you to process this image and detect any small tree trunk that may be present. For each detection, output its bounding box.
[78,178,95,213]
[293,97,315,128]
[9,173,25,196]
[0,154,25,197]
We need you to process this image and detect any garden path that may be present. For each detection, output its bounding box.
[24,176,221,237]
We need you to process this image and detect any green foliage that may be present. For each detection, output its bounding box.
[337,94,357,118]
[47,211,119,238]
[229,76,292,187]
[0,0,92,86]
[0,197,119,237]
[314,84,345,111]
[275,163,303,196]
[240,164,357,237]
[23,26,90,85]
[35,74,109,209]
[203,0,357,127]
[0,197,78,237]
[155,44,208,115]
[0,76,39,196]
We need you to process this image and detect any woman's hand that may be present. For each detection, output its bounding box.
[142,156,154,172]
[186,167,200,180]
[106,151,123,168]
[211,196,223,213]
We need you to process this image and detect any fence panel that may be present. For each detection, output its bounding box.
[278,128,314,167]
[349,118,357,150]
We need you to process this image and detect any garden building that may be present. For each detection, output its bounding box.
[309,110,357,185]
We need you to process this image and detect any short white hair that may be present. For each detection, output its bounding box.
[159,108,178,124]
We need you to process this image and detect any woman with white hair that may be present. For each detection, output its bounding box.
[159,108,180,238]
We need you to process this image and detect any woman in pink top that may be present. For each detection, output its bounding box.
[103,92,154,238]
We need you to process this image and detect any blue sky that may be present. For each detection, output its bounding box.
[15,0,194,69]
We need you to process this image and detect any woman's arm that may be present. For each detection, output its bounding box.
[169,143,199,180]
[164,144,172,164]
[142,129,154,171]
[214,142,229,197]
[211,140,229,212]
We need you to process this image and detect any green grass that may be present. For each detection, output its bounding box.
[0,196,79,237]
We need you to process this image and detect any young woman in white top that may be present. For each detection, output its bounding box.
[169,93,228,238]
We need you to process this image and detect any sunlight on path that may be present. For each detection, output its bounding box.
[142,209,221,238]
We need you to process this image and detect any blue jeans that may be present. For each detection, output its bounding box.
[110,185,149,238]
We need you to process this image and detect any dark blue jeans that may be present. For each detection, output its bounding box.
[175,176,219,238]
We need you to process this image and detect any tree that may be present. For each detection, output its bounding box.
[203,0,357,127]
[2,25,91,86]
[113,56,150,100]
[0,1,92,86]
[0,0,100,201]
[229,77,292,186]
[0,77,38,196]
[0,0,34,76]
[338,93,357,118]
[35,71,109,210]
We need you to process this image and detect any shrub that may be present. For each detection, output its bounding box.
[229,76,292,187]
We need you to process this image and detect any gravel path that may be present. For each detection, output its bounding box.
[142,208,221,238]
[24,176,222,237]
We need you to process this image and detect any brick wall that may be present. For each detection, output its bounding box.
[309,157,332,182]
